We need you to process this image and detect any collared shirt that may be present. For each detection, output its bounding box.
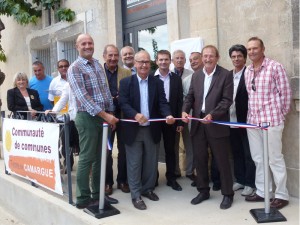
[67,56,114,116]
[137,74,150,126]
[174,68,183,77]
[229,66,245,123]
[104,63,118,98]
[245,57,291,126]
[201,66,216,112]
[154,69,171,102]
[123,65,136,75]
[48,74,68,101]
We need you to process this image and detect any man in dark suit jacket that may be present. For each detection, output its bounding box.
[119,50,175,210]
[228,45,255,196]
[153,50,183,191]
[182,45,234,209]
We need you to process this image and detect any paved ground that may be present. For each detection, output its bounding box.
[0,204,25,225]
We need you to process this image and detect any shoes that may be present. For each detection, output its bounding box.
[241,186,255,196]
[75,199,98,209]
[132,197,147,210]
[233,182,245,191]
[105,195,119,204]
[175,173,181,178]
[220,195,233,209]
[212,184,221,191]
[117,183,130,193]
[186,174,196,181]
[245,193,264,202]
[270,198,289,209]
[191,192,210,205]
[141,191,159,201]
[105,184,113,195]
[167,180,182,191]
[191,181,196,187]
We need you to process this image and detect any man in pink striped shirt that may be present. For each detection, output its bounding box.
[244,37,291,209]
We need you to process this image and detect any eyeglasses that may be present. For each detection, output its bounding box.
[135,60,150,65]
[58,65,69,68]
[251,77,256,91]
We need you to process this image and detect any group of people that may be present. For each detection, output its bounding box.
[7,33,291,212]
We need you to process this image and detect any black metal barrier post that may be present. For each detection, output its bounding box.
[84,122,120,218]
[250,122,287,223]
[64,114,73,205]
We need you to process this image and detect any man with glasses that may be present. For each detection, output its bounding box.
[48,59,73,171]
[119,50,175,210]
[244,37,291,209]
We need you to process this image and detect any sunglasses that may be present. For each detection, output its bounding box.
[251,77,256,91]
[58,65,69,69]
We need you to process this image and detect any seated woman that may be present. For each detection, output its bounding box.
[7,72,43,119]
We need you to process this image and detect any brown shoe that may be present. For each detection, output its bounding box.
[270,198,289,209]
[105,184,113,195]
[117,183,130,193]
[245,193,264,202]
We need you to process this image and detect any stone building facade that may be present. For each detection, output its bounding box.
[0,0,298,197]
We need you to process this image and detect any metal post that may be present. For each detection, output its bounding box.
[249,122,287,223]
[99,122,108,209]
[64,114,73,204]
[84,122,120,218]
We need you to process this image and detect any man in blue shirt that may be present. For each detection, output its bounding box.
[29,61,53,110]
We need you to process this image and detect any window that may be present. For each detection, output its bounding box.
[35,48,51,75]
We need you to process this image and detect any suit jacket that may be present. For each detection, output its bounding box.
[119,74,171,145]
[152,72,183,127]
[7,87,43,119]
[230,67,248,123]
[182,65,233,138]
[171,68,193,80]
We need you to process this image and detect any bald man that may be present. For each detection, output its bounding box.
[68,34,119,209]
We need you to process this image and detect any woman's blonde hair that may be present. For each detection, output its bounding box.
[13,72,29,88]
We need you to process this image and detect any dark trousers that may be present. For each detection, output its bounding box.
[59,122,74,169]
[105,122,127,185]
[230,128,256,188]
[210,152,221,187]
[160,123,177,182]
[192,124,234,196]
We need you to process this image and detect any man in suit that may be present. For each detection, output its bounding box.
[182,45,234,209]
[121,46,136,75]
[228,44,256,196]
[119,50,175,210]
[154,50,183,191]
[171,49,194,179]
[103,44,131,195]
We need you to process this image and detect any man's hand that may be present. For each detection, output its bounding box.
[201,114,212,124]
[45,110,51,115]
[99,111,119,127]
[182,112,189,123]
[135,113,148,125]
[166,115,175,125]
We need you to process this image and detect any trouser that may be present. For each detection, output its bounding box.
[230,128,255,188]
[247,123,289,200]
[75,112,104,204]
[106,122,127,185]
[192,124,234,196]
[126,127,159,199]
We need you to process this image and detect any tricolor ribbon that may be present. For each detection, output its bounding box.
[120,116,266,129]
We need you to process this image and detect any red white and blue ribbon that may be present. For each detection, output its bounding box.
[120,116,265,129]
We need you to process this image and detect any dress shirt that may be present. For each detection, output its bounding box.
[201,66,216,112]
[245,57,291,126]
[48,74,68,101]
[137,74,150,126]
[104,64,118,98]
[67,56,114,116]
[124,65,136,75]
[154,69,171,102]
[229,67,244,123]
[52,83,77,121]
